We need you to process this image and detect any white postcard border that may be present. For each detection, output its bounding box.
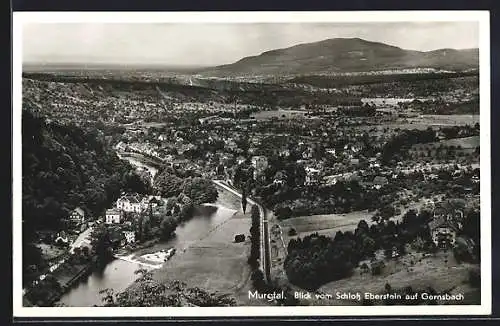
[12,10,491,317]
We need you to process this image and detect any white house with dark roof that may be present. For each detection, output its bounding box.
[69,207,85,228]
[305,166,321,185]
[116,194,143,213]
[105,209,122,224]
[123,230,136,244]
[70,207,85,221]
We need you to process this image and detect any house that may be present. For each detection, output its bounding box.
[116,194,143,213]
[224,139,238,151]
[302,148,314,159]
[251,156,268,180]
[177,192,193,205]
[140,195,162,211]
[429,215,460,249]
[251,156,268,171]
[370,260,386,275]
[273,171,287,186]
[105,209,122,224]
[351,142,363,153]
[372,176,389,189]
[271,224,281,236]
[305,167,321,185]
[108,227,126,248]
[433,207,448,219]
[236,156,246,165]
[54,231,69,246]
[324,175,339,185]
[326,148,336,156]
[69,207,85,228]
[279,148,290,158]
[123,230,136,244]
[391,246,401,258]
[114,141,128,152]
[360,262,370,274]
[359,258,385,275]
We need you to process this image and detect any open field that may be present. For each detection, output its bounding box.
[357,114,479,132]
[309,250,480,306]
[251,109,307,120]
[37,244,66,261]
[279,210,375,245]
[407,114,479,126]
[410,137,480,159]
[411,136,479,150]
[152,212,257,305]
[438,136,479,148]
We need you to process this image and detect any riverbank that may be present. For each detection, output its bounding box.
[55,199,242,306]
[116,183,258,306]
[24,258,97,307]
[150,207,256,305]
[52,154,249,307]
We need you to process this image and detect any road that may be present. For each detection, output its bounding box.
[212,180,271,282]
[23,226,94,297]
[69,227,93,254]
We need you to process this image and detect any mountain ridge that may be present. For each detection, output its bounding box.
[199,37,479,77]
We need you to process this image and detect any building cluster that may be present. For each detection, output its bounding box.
[101,193,164,245]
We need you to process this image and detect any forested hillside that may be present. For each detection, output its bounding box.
[22,109,149,238]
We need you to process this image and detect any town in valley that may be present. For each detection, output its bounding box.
[19,22,482,308]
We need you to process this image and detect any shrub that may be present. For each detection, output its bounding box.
[468,269,480,287]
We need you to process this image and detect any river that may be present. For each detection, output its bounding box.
[57,155,241,307]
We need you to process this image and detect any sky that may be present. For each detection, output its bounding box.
[22,22,479,67]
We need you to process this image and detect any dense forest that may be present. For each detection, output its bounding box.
[22,109,150,282]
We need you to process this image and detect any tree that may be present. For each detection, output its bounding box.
[90,225,113,263]
[154,172,184,197]
[81,246,90,257]
[124,172,150,194]
[100,269,236,307]
[380,205,396,220]
[160,215,178,240]
[182,177,218,204]
[141,216,152,241]
[23,243,44,285]
[356,220,369,235]
[241,189,248,214]
[248,205,261,268]
[275,206,292,220]
[251,269,266,291]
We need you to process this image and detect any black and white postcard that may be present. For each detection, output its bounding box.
[12,11,491,317]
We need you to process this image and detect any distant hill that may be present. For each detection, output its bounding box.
[199,38,479,77]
